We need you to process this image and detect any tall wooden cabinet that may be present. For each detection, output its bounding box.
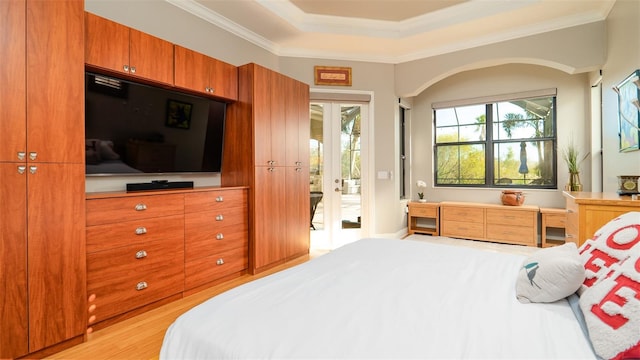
[0,0,86,358]
[85,12,174,85]
[223,63,310,274]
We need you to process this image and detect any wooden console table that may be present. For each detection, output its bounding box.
[540,208,566,247]
[408,202,439,236]
[563,191,640,246]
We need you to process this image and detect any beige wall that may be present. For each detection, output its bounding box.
[601,0,640,192]
[84,0,637,236]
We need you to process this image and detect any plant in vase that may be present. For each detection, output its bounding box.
[562,139,587,191]
[416,180,427,202]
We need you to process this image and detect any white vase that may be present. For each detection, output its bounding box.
[418,199,427,203]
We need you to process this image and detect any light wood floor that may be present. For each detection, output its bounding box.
[46,255,313,360]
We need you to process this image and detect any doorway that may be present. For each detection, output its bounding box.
[310,101,369,250]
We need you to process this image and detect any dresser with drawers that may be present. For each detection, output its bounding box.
[440,201,539,246]
[85,187,248,330]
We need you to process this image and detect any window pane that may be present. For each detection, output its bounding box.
[433,96,555,188]
[493,98,554,140]
[493,140,554,186]
[436,144,485,184]
[435,104,486,143]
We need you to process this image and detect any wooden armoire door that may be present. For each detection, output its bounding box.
[0,164,28,359]
[26,0,86,353]
[0,0,26,163]
[253,166,287,271]
[27,164,86,351]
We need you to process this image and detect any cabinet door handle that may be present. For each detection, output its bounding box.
[215,214,224,221]
[17,152,26,160]
[216,258,224,265]
[29,152,37,160]
[135,227,147,235]
[135,250,148,259]
[29,166,37,174]
[123,64,129,72]
[17,166,26,174]
[130,66,136,74]
[216,233,224,240]
[216,196,224,202]
[135,203,147,211]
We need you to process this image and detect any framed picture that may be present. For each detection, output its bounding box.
[314,66,352,86]
[614,69,640,152]
[166,99,193,129]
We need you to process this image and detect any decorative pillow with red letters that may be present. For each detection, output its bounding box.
[577,212,640,295]
[579,255,640,360]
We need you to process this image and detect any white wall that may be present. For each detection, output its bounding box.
[601,0,640,192]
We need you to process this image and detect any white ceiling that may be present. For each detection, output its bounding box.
[166,0,615,64]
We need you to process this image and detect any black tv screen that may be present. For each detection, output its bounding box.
[84,72,226,175]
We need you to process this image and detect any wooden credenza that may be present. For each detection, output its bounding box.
[85,187,248,331]
[563,191,640,246]
[440,201,539,246]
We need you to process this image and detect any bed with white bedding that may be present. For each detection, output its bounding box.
[160,238,598,359]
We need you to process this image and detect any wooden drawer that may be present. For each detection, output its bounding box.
[87,215,184,253]
[441,220,484,239]
[185,247,248,290]
[186,223,248,260]
[544,212,566,228]
[486,209,535,226]
[409,204,437,218]
[87,239,184,321]
[87,194,184,226]
[185,206,247,230]
[184,189,247,213]
[442,206,484,223]
[486,224,536,246]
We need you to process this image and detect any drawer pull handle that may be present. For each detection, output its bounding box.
[216,214,224,221]
[566,234,574,238]
[566,209,574,213]
[135,203,147,211]
[135,227,147,235]
[216,258,224,265]
[136,281,148,291]
[216,196,224,202]
[216,233,224,240]
[135,250,148,259]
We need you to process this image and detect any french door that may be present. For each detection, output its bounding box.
[310,101,369,250]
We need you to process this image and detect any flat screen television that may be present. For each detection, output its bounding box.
[84,72,226,176]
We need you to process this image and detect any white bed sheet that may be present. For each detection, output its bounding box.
[160,238,596,359]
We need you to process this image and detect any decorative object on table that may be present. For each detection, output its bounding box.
[561,138,586,191]
[501,190,525,206]
[416,180,427,202]
[612,69,640,152]
[616,175,640,195]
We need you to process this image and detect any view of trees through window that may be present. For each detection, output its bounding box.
[434,96,557,188]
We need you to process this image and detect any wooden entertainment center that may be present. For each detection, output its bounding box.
[0,4,309,358]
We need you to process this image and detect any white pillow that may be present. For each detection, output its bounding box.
[579,255,640,359]
[516,242,585,303]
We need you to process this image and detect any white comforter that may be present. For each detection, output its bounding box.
[160,238,596,359]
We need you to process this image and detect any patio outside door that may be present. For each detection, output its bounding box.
[309,101,368,250]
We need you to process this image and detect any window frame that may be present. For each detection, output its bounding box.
[433,95,558,189]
